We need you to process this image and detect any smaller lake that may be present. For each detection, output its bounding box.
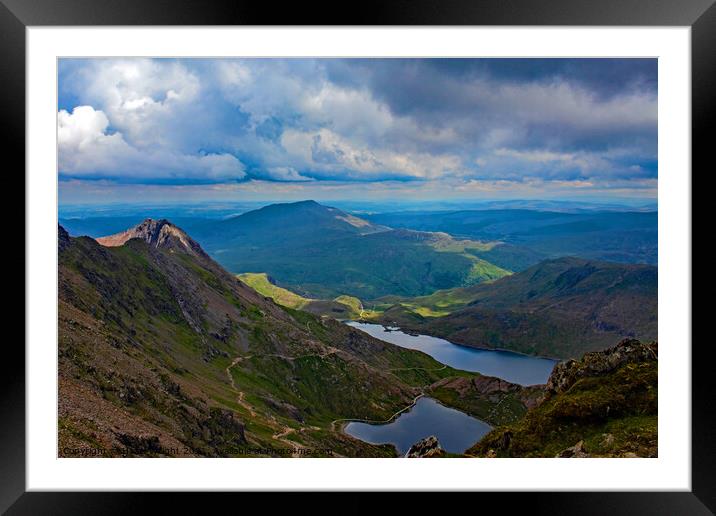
[347,322,557,386]
[344,397,491,455]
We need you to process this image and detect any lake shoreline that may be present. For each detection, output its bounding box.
[347,321,558,386]
[342,396,493,456]
[359,319,564,362]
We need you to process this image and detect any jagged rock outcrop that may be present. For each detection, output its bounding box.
[467,338,658,458]
[546,338,658,395]
[406,435,445,458]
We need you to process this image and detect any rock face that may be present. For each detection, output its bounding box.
[96,218,209,259]
[406,435,445,458]
[58,224,71,252]
[546,338,658,395]
[427,374,545,426]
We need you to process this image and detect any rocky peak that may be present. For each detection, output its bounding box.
[546,338,658,395]
[96,218,209,259]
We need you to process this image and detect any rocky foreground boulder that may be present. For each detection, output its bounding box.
[406,436,445,458]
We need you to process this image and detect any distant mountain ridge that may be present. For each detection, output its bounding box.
[365,209,657,265]
[207,200,389,243]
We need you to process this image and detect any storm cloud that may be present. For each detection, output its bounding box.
[58,58,657,197]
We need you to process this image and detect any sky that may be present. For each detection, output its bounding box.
[58,58,657,205]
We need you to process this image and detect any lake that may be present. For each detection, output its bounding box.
[346,321,557,386]
[344,397,492,455]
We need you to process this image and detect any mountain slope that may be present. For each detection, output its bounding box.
[60,221,491,457]
[205,200,388,246]
[379,257,657,359]
[466,339,658,458]
[181,200,511,299]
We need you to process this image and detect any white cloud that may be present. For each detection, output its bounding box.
[58,105,246,182]
[73,59,201,149]
[264,167,314,182]
[281,128,463,180]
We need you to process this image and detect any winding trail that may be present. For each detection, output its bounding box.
[226,341,429,457]
[226,351,340,457]
[388,364,447,372]
[269,415,310,458]
[225,356,256,417]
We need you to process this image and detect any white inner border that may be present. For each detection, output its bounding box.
[27,27,691,491]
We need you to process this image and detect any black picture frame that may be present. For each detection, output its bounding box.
[3,0,711,513]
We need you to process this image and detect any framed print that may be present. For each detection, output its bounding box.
[4,0,712,512]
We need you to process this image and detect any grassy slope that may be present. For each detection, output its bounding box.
[236,272,368,319]
[234,270,542,428]
[237,273,314,309]
[426,377,545,427]
[373,285,486,318]
[195,202,512,300]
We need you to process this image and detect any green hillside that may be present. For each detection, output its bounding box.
[188,201,511,299]
[373,286,480,318]
[378,257,657,359]
[237,272,314,309]
[237,272,367,319]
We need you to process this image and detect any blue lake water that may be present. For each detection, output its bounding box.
[346,322,557,386]
[344,397,492,455]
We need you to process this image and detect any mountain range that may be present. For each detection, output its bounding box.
[95,200,514,300]
[366,208,657,265]
[67,200,658,305]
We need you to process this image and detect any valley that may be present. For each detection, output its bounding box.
[60,199,658,458]
[59,220,535,457]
